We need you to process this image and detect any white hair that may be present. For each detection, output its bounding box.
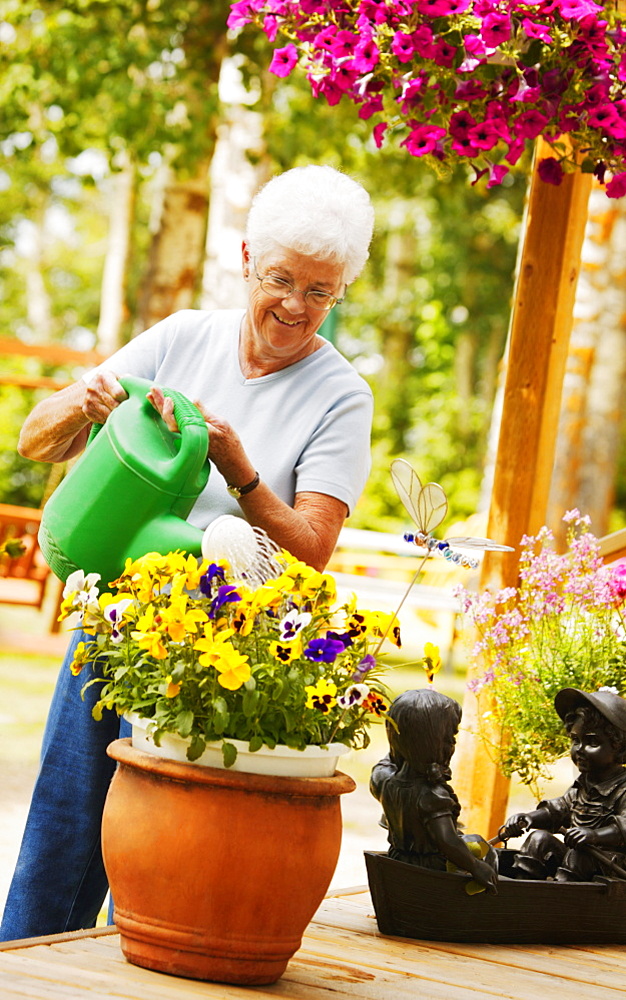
[245,165,375,284]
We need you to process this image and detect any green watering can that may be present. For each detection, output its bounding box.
[39,375,210,587]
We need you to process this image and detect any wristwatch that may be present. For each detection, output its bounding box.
[226,471,260,499]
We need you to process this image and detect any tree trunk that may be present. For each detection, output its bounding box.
[22,190,53,343]
[135,160,213,332]
[202,69,269,312]
[547,185,626,546]
[97,153,136,354]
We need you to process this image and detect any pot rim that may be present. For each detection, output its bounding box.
[107,738,356,796]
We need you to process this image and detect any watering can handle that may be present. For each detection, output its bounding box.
[87,377,207,445]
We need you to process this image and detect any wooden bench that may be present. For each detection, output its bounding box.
[0,503,61,631]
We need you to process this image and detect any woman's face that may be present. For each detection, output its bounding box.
[241,243,345,367]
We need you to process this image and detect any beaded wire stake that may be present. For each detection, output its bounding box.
[373,460,513,655]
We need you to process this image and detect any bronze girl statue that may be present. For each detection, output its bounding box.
[370,688,497,893]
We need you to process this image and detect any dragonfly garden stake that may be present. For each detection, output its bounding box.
[373,460,514,656]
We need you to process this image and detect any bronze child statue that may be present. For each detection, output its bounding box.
[503,687,626,881]
[370,688,497,893]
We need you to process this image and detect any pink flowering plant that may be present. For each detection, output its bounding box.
[59,549,397,767]
[459,511,626,791]
[228,0,626,196]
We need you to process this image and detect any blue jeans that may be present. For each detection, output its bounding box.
[0,629,131,940]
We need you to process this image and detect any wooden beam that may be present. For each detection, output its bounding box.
[453,139,593,839]
[0,337,106,366]
[0,374,71,390]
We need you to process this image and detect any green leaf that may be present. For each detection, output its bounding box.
[248,734,263,753]
[186,734,206,762]
[222,741,238,768]
[520,40,543,67]
[242,688,260,718]
[176,709,194,738]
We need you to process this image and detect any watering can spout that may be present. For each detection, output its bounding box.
[39,375,211,588]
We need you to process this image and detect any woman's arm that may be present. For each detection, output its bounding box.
[18,372,127,463]
[148,387,349,570]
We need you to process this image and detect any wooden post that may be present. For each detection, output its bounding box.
[452,139,593,838]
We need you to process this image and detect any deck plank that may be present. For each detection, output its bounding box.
[0,890,623,1000]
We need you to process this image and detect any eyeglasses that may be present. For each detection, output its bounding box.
[253,260,344,311]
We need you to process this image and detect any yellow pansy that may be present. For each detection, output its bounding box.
[193,623,236,667]
[305,678,337,713]
[165,677,182,698]
[213,645,251,691]
[160,596,208,642]
[269,640,301,664]
[69,641,91,676]
[423,642,442,683]
[130,628,168,660]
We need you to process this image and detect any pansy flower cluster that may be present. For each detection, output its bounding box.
[228,0,626,195]
[459,510,626,791]
[59,549,397,766]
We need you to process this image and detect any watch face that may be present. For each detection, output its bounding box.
[226,485,241,498]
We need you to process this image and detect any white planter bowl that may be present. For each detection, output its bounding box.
[126,713,351,778]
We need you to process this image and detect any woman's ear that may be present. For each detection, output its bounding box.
[241,241,251,280]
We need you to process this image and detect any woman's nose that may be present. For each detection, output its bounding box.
[281,289,307,312]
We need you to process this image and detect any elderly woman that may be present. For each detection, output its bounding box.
[2,165,375,940]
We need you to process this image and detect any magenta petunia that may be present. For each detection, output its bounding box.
[487,164,509,188]
[331,29,359,58]
[269,43,299,78]
[391,31,417,63]
[468,119,502,151]
[372,121,387,148]
[353,37,380,72]
[358,95,384,119]
[515,109,550,140]
[606,172,626,198]
[401,124,446,157]
[481,12,512,48]
[537,156,564,186]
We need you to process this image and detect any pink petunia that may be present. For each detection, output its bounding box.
[269,43,298,78]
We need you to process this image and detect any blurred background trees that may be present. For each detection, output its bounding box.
[2,1,625,542]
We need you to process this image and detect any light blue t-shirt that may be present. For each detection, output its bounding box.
[87,309,373,528]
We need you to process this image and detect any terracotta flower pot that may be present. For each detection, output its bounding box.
[102,738,355,985]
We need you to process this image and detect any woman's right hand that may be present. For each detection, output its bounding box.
[82,371,128,425]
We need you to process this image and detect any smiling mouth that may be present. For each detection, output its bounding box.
[272,312,302,327]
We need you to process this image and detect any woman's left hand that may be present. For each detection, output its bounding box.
[146,387,254,486]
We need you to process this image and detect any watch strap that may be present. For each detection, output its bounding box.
[227,471,260,499]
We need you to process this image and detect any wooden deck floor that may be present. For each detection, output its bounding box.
[0,888,625,999]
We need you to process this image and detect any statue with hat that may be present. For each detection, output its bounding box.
[503,687,626,881]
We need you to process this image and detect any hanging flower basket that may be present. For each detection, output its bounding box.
[229,0,626,196]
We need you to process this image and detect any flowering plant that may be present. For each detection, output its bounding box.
[229,0,626,196]
[59,550,397,767]
[459,511,626,792]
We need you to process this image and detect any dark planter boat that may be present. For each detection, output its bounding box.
[365,849,626,945]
